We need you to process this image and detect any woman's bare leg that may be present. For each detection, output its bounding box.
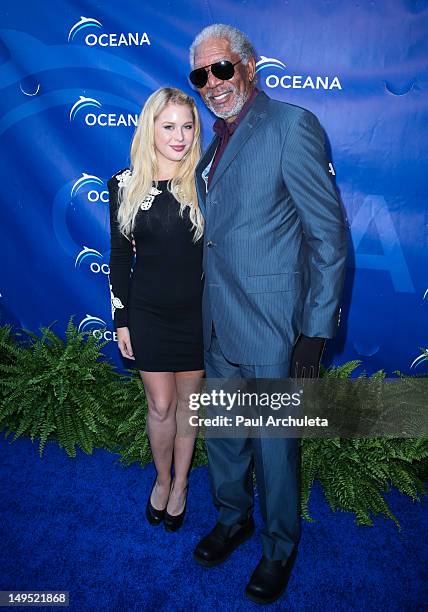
[167,370,204,515]
[140,371,177,510]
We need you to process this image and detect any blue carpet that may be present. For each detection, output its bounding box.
[0,436,427,611]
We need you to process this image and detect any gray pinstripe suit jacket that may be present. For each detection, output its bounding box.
[196,91,348,365]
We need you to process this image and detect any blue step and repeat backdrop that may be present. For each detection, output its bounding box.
[0,1,427,375]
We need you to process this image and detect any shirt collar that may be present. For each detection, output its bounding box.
[213,87,260,138]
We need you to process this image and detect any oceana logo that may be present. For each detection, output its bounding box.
[71,173,108,203]
[70,96,138,127]
[410,352,428,369]
[75,247,109,275]
[68,16,151,46]
[256,56,342,91]
[78,314,117,342]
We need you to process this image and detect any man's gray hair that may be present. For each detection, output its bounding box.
[189,24,256,68]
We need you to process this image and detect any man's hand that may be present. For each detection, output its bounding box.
[290,334,326,378]
[116,326,135,360]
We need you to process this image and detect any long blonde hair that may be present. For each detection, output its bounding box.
[118,87,203,241]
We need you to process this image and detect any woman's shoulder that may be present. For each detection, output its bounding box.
[108,167,132,190]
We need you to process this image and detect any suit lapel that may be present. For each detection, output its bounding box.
[208,91,269,192]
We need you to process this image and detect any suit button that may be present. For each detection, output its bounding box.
[207,240,214,247]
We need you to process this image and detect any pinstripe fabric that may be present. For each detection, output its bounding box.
[196,91,348,365]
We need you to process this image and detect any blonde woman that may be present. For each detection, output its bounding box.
[108,88,204,531]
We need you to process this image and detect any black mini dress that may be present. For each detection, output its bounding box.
[108,168,204,372]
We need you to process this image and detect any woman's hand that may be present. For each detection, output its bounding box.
[116,326,135,360]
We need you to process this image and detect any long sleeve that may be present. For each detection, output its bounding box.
[281,111,348,339]
[107,171,133,329]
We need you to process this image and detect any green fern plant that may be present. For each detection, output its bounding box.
[0,323,18,400]
[0,323,14,364]
[301,361,428,528]
[0,324,26,434]
[301,436,428,528]
[0,317,119,457]
[114,371,152,466]
[0,319,426,529]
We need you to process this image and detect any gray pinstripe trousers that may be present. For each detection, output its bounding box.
[204,331,301,561]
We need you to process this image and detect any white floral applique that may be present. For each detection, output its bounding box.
[109,282,125,319]
[115,168,132,188]
[140,186,163,210]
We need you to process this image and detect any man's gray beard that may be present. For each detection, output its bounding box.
[205,89,248,120]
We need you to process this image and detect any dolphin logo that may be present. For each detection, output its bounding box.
[75,246,103,269]
[78,314,107,333]
[68,16,102,42]
[70,96,102,121]
[71,172,104,197]
[410,352,428,369]
[255,56,286,73]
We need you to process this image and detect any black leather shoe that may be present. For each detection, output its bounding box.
[193,517,255,567]
[164,484,188,532]
[145,480,168,526]
[245,549,298,604]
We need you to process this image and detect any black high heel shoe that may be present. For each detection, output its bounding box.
[164,483,188,532]
[146,480,169,526]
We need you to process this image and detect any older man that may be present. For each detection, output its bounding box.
[189,24,348,604]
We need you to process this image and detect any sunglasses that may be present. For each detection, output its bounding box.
[189,59,242,89]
